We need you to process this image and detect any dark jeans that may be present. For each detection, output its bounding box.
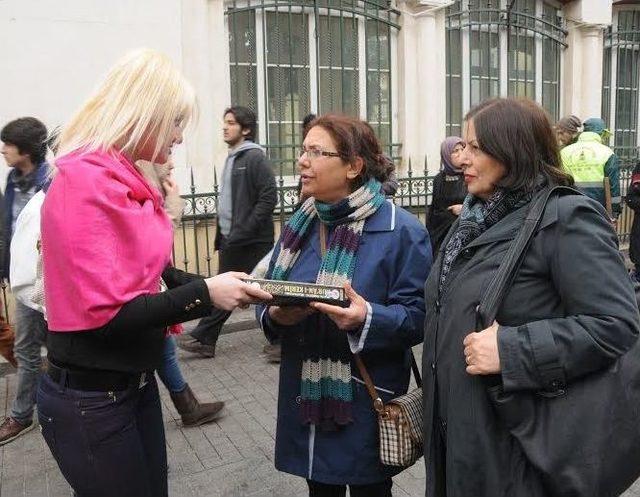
[37,370,167,497]
[190,238,272,346]
[307,479,393,497]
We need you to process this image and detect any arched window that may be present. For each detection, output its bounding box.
[445,0,566,136]
[602,8,640,159]
[227,0,400,175]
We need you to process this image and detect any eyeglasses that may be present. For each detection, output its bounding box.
[299,147,341,160]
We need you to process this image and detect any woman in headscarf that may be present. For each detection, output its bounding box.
[426,136,466,255]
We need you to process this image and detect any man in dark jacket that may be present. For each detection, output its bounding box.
[0,117,49,444]
[179,106,276,357]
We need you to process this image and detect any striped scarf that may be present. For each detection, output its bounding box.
[439,187,535,294]
[271,178,386,429]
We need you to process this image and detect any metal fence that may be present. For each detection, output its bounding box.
[174,151,640,276]
[1,150,637,326]
[174,157,432,275]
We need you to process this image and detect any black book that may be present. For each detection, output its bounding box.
[243,278,349,307]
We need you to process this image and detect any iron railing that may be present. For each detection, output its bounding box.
[3,152,638,325]
[173,151,639,275]
[174,158,431,275]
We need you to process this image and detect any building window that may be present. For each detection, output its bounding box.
[602,9,640,158]
[227,0,399,175]
[445,0,566,136]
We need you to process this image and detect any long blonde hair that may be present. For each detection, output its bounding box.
[56,48,196,162]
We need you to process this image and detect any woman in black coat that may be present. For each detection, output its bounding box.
[422,98,640,497]
[626,160,640,280]
[426,137,466,255]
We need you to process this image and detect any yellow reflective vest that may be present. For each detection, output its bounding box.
[561,132,613,186]
[560,132,620,213]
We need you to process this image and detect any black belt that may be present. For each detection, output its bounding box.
[46,360,150,392]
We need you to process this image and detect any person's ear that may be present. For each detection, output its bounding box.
[346,157,364,180]
[242,127,250,137]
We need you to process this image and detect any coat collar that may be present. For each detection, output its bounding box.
[452,197,559,251]
[7,161,50,192]
[363,199,395,233]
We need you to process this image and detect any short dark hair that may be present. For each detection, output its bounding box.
[1,117,48,164]
[302,113,316,139]
[464,98,573,191]
[310,113,394,187]
[224,106,257,142]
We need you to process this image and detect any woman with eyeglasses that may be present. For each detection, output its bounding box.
[256,114,431,497]
[425,137,466,256]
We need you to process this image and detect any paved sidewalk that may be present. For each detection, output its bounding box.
[0,324,638,496]
[0,325,425,497]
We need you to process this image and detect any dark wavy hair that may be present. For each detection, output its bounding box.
[464,98,573,191]
[309,113,394,187]
[1,117,48,164]
[224,106,257,142]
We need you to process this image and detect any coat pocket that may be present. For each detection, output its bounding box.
[486,384,530,432]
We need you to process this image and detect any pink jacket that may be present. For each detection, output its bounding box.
[41,149,173,331]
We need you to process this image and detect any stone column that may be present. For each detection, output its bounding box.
[396,0,447,175]
[561,0,612,121]
[181,0,230,192]
[562,23,606,120]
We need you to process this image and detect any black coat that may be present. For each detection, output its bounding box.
[626,161,640,269]
[0,190,4,277]
[422,193,640,497]
[426,172,467,255]
[214,147,277,249]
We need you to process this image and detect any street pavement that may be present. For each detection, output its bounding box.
[0,319,639,496]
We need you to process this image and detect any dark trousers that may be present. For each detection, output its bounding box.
[37,371,167,497]
[307,479,393,497]
[190,238,272,346]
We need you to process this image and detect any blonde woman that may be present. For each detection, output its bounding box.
[37,49,270,497]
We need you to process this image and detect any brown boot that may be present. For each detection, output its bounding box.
[0,417,34,446]
[0,318,16,368]
[170,384,224,427]
[176,337,216,358]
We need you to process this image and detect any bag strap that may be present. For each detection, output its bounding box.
[476,185,578,328]
[476,185,579,391]
[354,351,422,415]
[411,354,422,388]
[353,354,385,414]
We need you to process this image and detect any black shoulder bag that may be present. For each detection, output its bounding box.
[477,186,640,497]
